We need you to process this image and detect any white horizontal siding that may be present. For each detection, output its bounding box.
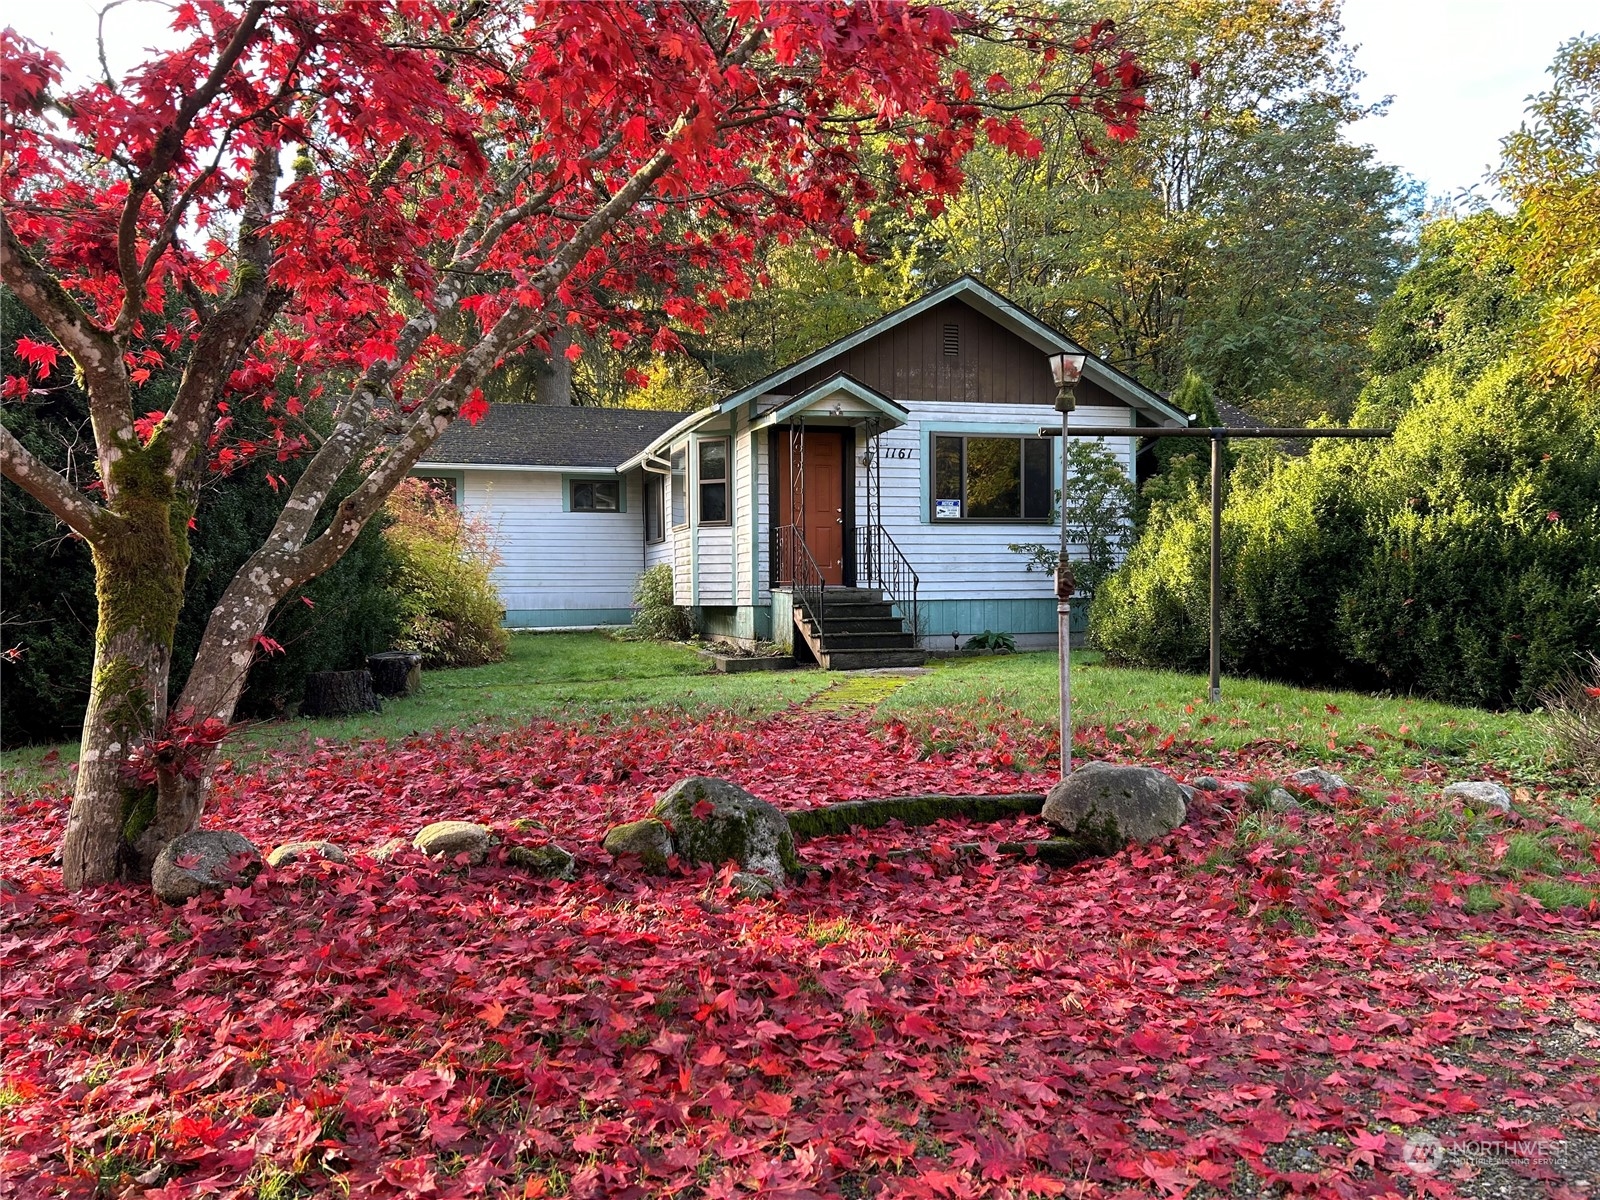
[697,524,734,604]
[859,400,1135,603]
[672,525,692,605]
[462,469,644,612]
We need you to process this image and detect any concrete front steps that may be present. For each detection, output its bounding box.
[793,587,928,670]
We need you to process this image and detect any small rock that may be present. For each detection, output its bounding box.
[727,871,779,901]
[371,837,410,862]
[602,818,674,872]
[413,820,495,864]
[506,843,577,880]
[1192,776,1222,792]
[1266,788,1302,812]
[266,840,346,867]
[152,830,262,903]
[652,776,800,879]
[1442,781,1512,813]
[1287,767,1349,795]
[1041,762,1188,850]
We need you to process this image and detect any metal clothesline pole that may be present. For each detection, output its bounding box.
[1040,423,1393,721]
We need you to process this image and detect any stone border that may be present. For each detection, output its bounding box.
[786,792,1045,840]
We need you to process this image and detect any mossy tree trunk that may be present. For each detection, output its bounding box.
[59,447,193,888]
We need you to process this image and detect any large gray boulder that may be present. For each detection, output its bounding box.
[152,830,262,903]
[602,818,673,873]
[413,821,495,864]
[1442,781,1512,813]
[1041,762,1187,850]
[652,777,800,879]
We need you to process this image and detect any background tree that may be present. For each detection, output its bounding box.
[1494,33,1600,388]
[1,1,1151,888]
[0,292,400,746]
[685,0,1416,421]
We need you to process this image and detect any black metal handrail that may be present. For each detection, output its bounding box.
[773,523,827,635]
[854,523,920,642]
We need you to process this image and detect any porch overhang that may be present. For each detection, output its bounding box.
[749,374,909,432]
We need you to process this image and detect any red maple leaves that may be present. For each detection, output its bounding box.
[1,705,1595,1197]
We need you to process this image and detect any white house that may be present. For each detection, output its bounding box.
[416,276,1189,668]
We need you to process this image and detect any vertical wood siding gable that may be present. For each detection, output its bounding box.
[783,299,1129,409]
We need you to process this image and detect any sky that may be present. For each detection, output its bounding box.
[5,0,1595,205]
[1339,0,1591,204]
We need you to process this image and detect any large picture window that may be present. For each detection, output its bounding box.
[569,478,621,512]
[644,473,665,543]
[698,438,729,524]
[670,449,687,528]
[931,434,1052,522]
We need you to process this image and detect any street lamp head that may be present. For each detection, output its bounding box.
[1049,351,1086,387]
[1049,351,1087,413]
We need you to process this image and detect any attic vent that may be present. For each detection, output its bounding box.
[942,323,960,356]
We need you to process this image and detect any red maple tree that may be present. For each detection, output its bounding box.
[0,0,1149,889]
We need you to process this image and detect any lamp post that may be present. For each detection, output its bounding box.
[1048,350,1087,779]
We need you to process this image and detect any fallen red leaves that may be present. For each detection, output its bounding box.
[2,710,1596,1198]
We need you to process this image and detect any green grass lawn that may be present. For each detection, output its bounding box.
[0,634,834,793]
[881,650,1556,783]
[0,633,1569,795]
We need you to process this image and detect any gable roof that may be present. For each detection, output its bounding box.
[716,275,1190,426]
[749,373,910,430]
[419,404,691,470]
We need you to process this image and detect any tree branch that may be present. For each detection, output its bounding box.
[164,141,282,479]
[114,0,270,338]
[0,424,110,544]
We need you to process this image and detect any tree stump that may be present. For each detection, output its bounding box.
[368,651,422,698]
[300,669,381,718]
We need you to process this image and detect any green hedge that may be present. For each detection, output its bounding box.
[1091,222,1600,710]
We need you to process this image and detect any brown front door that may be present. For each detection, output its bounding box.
[775,430,846,585]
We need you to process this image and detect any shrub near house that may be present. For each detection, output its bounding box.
[385,479,510,669]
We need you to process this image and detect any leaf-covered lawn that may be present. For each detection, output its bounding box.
[2,647,1596,1198]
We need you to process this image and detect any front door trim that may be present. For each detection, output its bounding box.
[768,425,856,588]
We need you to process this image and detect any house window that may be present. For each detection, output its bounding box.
[931,434,1052,521]
[698,438,729,524]
[570,478,621,512]
[670,449,687,528]
[644,473,665,543]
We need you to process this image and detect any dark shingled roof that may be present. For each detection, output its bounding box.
[1215,399,1269,430]
[420,404,693,469]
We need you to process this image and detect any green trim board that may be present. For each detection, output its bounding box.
[560,473,628,513]
[916,597,1088,637]
[503,607,634,628]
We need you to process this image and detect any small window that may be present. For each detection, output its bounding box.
[644,473,665,543]
[942,323,960,356]
[570,478,621,512]
[931,434,1053,521]
[698,438,729,525]
[670,449,687,528]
